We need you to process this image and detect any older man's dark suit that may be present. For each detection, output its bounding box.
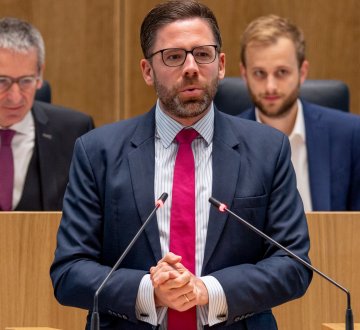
[50,107,312,329]
[239,100,360,211]
[14,100,94,211]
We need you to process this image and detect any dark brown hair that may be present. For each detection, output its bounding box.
[140,0,222,58]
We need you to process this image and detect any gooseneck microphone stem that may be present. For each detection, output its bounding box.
[90,193,168,330]
[209,197,354,330]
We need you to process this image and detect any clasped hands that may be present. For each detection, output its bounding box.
[150,252,209,311]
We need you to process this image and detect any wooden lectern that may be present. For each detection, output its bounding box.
[273,212,359,330]
[322,323,360,330]
[1,212,359,330]
[5,328,61,330]
[0,212,86,330]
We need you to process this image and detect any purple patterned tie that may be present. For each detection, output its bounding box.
[168,128,198,330]
[0,129,16,211]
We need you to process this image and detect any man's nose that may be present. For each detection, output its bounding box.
[182,53,200,77]
[265,75,277,93]
[6,83,23,103]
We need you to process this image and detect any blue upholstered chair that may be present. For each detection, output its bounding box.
[214,77,350,116]
[35,80,52,103]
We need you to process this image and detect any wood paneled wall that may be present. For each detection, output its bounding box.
[1,0,121,126]
[1,0,359,126]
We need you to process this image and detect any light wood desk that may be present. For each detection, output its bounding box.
[6,328,61,330]
[322,323,360,330]
[273,212,360,330]
[1,212,86,330]
[1,212,359,330]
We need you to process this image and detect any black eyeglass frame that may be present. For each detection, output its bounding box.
[0,75,41,93]
[147,44,220,67]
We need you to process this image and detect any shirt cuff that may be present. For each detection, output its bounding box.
[135,274,158,326]
[200,275,228,326]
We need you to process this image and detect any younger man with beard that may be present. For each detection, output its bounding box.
[51,2,311,329]
[239,15,360,211]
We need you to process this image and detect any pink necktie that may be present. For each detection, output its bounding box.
[0,129,16,211]
[168,128,198,330]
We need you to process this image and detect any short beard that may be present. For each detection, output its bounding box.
[154,75,219,119]
[249,82,300,119]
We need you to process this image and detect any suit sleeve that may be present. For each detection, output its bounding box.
[50,137,147,324]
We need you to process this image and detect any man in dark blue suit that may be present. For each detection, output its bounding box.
[50,1,312,329]
[238,15,360,211]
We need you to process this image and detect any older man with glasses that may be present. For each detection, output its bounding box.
[0,17,94,211]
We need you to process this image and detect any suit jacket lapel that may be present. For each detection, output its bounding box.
[128,109,162,262]
[127,109,246,267]
[32,106,60,210]
[303,102,331,210]
[202,110,242,273]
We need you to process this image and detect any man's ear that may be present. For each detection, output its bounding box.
[140,59,154,86]
[36,64,45,89]
[239,62,247,83]
[218,52,226,80]
[300,60,309,85]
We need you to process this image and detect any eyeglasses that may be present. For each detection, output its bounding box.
[0,75,40,93]
[147,45,219,67]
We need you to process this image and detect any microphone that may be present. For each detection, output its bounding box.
[90,192,168,330]
[209,196,354,330]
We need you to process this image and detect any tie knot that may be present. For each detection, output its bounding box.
[175,128,198,144]
[0,129,16,146]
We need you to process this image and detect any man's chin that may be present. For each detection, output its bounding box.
[176,100,208,117]
[256,102,294,119]
[258,108,283,118]
[0,113,25,126]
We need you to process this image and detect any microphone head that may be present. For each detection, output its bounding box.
[156,192,168,208]
[209,197,227,212]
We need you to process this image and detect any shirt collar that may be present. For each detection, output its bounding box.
[155,99,214,148]
[289,100,306,142]
[255,99,306,142]
[0,110,34,135]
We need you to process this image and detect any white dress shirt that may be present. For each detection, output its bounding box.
[135,101,228,329]
[255,100,313,211]
[0,111,35,209]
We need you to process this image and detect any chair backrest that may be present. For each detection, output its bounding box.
[35,80,52,103]
[214,77,350,116]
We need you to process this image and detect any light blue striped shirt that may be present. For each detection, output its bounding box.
[136,101,228,329]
